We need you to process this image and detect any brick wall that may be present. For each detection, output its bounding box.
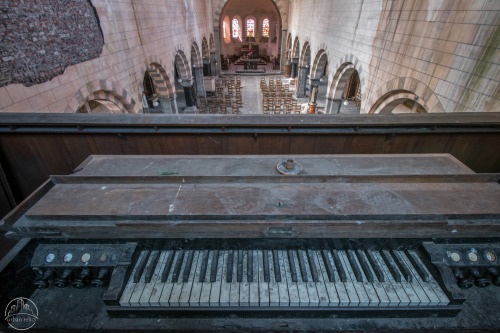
[0,0,103,87]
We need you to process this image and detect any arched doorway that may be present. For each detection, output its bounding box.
[174,50,196,113]
[296,42,311,98]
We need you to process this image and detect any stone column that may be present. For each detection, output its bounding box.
[308,78,321,114]
[158,97,176,113]
[296,65,309,98]
[213,27,221,75]
[180,78,197,113]
[210,51,217,76]
[291,58,299,78]
[280,29,287,75]
[192,66,206,98]
[203,57,211,76]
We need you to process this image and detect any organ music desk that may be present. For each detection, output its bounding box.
[0,154,499,332]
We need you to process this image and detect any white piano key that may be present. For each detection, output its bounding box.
[229,251,240,306]
[199,251,213,306]
[315,250,339,306]
[350,250,380,307]
[310,251,330,306]
[373,251,410,306]
[268,250,280,306]
[326,250,350,306]
[407,250,449,306]
[141,251,167,306]
[239,251,250,306]
[219,251,231,306]
[119,250,148,306]
[383,251,420,306]
[357,250,389,307]
[189,251,204,306]
[283,250,300,306]
[339,251,369,307]
[129,251,157,306]
[169,251,189,306]
[249,250,259,306]
[159,251,180,306]
[258,250,270,306]
[277,251,290,306]
[293,251,310,306]
[209,250,224,306]
[367,250,400,307]
[179,251,199,306]
[300,250,320,306]
[397,250,430,306]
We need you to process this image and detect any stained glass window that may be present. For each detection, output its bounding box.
[223,21,227,39]
[262,19,269,38]
[246,19,255,37]
[232,19,239,38]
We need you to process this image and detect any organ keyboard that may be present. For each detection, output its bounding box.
[1,154,499,331]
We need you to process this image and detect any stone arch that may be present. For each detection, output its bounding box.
[292,36,300,58]
[65,79,136,113]
[310,49,328,80]
[299,41,311,67]
[328,54,366,100]
[285,33,292,61]
[201,37,209,59]
[209,34,215,51]
[367,77,445,114]
[369,90,428,114]
[213,0,288,29]
[191,42,202,67]
[174,49,191,80]
[147,62,174,99]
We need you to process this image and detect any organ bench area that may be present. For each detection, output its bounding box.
[1,154,499,331]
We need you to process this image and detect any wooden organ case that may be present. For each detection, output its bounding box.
[1,154,499,331]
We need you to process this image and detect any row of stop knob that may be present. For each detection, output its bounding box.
[34,268,109,289]
[453,267,500,289]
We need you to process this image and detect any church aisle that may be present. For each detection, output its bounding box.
[239,76,262,114]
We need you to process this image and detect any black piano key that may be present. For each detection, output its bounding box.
[391,251,412,283]
[263,250,270,282]
[273,250,281,282]
[298,250,308,282]
[356,250,374,283]
[247,250,253,282]
[347,250,363,282]
[144,250,160,283]
[133,250,150,283]
[226,250,234,283]
[210,250,219,282]
[182,250,194,283]
[161,250,176,283]
[288,250,298,282]
[171,250,185,283]
[332,250,347,282]
[321,250,335,282]
[406,250,431,282]
[306,249,319,282]
[237,250,244,283]
[199,250,210,282]
[366,250,385,282]
[381,250,402,282]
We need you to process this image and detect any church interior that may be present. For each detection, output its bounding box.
[0,0,499,331]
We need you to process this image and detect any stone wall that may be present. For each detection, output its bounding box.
[0,0,214,113]
[0,0,104,87]
[288,0,499,113]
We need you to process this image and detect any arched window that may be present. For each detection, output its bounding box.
[223,21,227,39]
[232,19,239,38]
[262,18,269,38]
[246,19,255,37]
